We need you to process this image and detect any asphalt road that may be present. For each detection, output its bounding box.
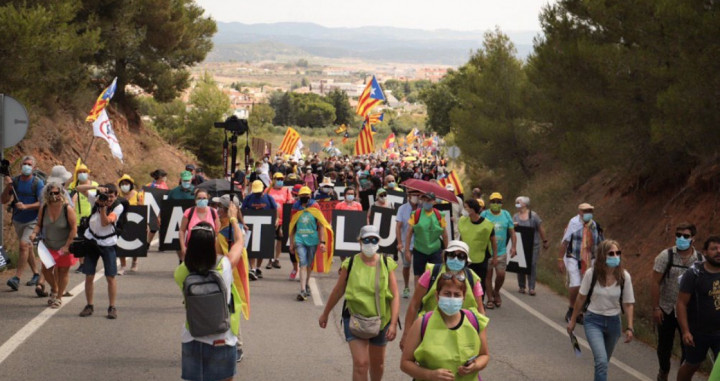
[0,245,707,381]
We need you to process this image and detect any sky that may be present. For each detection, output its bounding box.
[195,0,555,32]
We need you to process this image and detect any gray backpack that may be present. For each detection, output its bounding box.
[182,263,231,337]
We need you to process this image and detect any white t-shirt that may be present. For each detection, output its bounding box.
[181,256,238,346]
[580,268,635,316]
[84,194,124,247]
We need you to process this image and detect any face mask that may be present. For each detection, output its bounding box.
[275,180,284,188]
[21,164,32,176]
[676,237,691,251]
[300,196,310,204]
[583,213,593,222]
[346,195,355,202]
[437,296,463,316]
[515,203,522,209]
[181,181,191,189]
[409,196,419,204]
[422,202,432,211]
[361,243,378,257]
[263,158,268,163]
[490,204,501,213]
[306,170,312,175]
[120,185,131,193]
[321,187,332,193]
[78,173,89,182]
[606,256,620,268]
[378,196,386,202]
[388,182,396,189]
[446,257,466,271]
[255,169,261,174]
[196,199,209,208]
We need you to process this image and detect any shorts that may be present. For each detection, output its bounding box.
[412,248,444,277]
[400,245,412,269]
[83,244,118,277]
[343,316,389,346]
[563,256,582,288]
[181,340,237,381]
[490,254,508,271]
[13,220,36,243]
[275,225,283,241]
[684,332,720,365]
[296,244,317,267]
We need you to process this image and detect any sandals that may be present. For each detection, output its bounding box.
[50,298,62,309]
[494,293,502,308]
[485,300,496,309]
[35,284,48,298]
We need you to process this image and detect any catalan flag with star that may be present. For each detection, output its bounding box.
[278,128,301,155]
[86,77,117,122]
[356,76,385,117]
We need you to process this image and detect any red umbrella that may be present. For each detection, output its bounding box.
[401,179,459,203]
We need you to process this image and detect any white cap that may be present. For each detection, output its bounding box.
[357,225,381,240]
[445,240,469,255]
[212,194,240,208]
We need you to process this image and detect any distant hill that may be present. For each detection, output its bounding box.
[207,22,538,65]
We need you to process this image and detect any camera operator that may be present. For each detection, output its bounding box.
[74,183,123,319]
[2,155,44,291]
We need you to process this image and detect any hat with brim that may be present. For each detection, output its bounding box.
[117,174,135,185]
[489,192,503,201]
[251,180,264,193]
[320,178,334,187]
[47,165,72,185]
[420,192,436,201]
[578,202,594,211]
[273,172,285,179]
[357,225,381,240]
[445,240,470,255]
[212,194,240,208]
[299,186,312,196]
[180,171,193,181]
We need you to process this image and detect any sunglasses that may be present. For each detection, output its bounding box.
[361,237,379,245]
[440,272,466,282]
[49,191,60,196]
[675,233,692,239]
[445,251,468,260]
[490,200,502,204]
[607,250,622,257]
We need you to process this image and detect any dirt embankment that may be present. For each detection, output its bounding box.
[1,107,194,255]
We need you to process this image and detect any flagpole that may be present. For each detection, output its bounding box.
[83,137,96,163]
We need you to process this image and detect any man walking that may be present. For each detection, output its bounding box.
[404,192,448,284]
[2,155,44,290]
[651,223,702,381]
[481,192,517,309]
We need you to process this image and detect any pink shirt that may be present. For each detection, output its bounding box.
[267,187,294,224]
[335,201,363,211]
[418,269,484,298]
[183,207,216,244]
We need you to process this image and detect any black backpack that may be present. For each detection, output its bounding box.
[89,197,130,239]
[662,247,703,283]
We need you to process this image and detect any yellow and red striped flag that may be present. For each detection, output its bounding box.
[278,128,301,154]
[356,76,385,117]
[438,170,464,195]
[86,77,117,122]
[383,133,395,150]
[355,125,374,155]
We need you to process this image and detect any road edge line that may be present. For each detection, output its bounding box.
[309,277,323,306]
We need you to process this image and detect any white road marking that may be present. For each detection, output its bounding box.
[309,277,323,306]
[0,271,106,365]
[500,289,652,381]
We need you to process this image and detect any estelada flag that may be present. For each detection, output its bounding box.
[288,200,334,273]
[367,112,384,125]
[383,133,396,150]
[438,170,465,195]
[356,76,385,117]
[355,123,374,155]
[217,233,251,319]
[86,77,117,122]
[278,128,301,154]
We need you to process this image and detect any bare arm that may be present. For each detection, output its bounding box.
[396,220,404,252]
[623,303,634,343]
[651,270,664,325]
[319,267,348,328]
[509,227,517,257]
[567,293,588,333]
[401,282,427,349]
[64,206,77,249]
[386,269,400,341]
[178,216,189,254]
[676,291,694,347]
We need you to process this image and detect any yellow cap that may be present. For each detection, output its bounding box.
[76,164,90,173]
[117,174,135,185]
[489,192,502,201]
[477,198,485,208]
[251,180,264,193]
[299,186,312,196]
[273,172,285,179]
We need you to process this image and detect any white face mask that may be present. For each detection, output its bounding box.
[409,196,419,204]
[77,173,89,182]
[120,184,131,193]
[361,243,378,257]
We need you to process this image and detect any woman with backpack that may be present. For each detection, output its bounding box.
[179,189,220,262]
[401,271,489,381]
[28,181,77,308]
[318,225,399,381]
[174,211,244,381]
[567,239,635,381]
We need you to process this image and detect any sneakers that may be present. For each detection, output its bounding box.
[272,260,281,269]
[248,269,258,281]
[255,268,263,279]
[265,261,273,270]
[107,306,117,319]
[7,276,19,291]
[305,285,310,295]
[79,304,94,317]
[236,347,244,363]
[402,288,410,299]
[296,291,307,301]
[288,269,297,281]
[117,266,125,276]
[26,273,40,286]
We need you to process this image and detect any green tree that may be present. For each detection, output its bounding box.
[419,81,457,136]
[0,1,100,107]
[324,89,353,125]
[183,73,231,176]
[295,100,335,128]
[78,0,216,104]
[248,103,275,129]
[269,91,294,125]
